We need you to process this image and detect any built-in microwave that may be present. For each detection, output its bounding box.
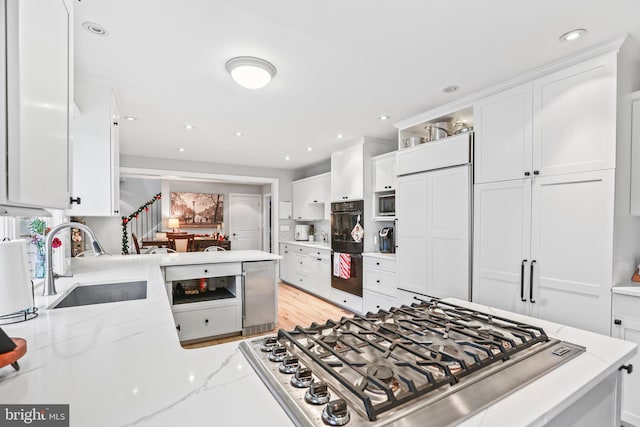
[377,193,395,216]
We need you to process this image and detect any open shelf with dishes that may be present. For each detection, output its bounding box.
[398,106,474,150]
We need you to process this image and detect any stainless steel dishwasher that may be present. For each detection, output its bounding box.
[242,260,277,335]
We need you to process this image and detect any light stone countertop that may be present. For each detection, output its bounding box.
[282,240,332,251]
[612,282,640,298]
[362,252,396,260]
[0,252,635,427]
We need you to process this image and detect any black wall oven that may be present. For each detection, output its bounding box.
[331,200,364,297]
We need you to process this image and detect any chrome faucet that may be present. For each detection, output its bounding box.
[43,222,106,296]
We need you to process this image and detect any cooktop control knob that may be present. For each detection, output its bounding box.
[260,336,278,352]
[279,356,300,374]
[305,382,331,405]
[322,399,350,426]
[290,367,314,388]
[268,346,288,362]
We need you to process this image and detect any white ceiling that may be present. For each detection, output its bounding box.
[74,0,640,170]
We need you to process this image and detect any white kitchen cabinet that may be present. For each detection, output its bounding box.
[332,143,364,202]
[373,152,397,192]
[363,290,396,314]
[630,94,640,215]
[533,54,616,177]
[331,288,363,314]
[397,166,470,300]
[68,80,121,216]
[473,83,533,184]
[173,303,240,342]
[612,292,640,426]
[1,0,72,210]
[280,242,331,300]
[474,54,616,184]
[363,255,397,298]
[473,170,615,335]
[292,173,330,220]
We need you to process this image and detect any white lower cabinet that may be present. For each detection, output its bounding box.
[173,303,240,342]
[473,170,615,335]
[363,290,395,314]
[612,292,640,426]
[331,288,363,314]
[280,243,331,300]
[363,254,397,312]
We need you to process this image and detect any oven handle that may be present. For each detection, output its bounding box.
[529,260,536,303]
[520,259,528,302]
[331,210,363,215]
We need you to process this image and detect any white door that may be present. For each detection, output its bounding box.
[229,193,261,250]
[474,82,533,184]
[529,170,615,335]
[533,54,616,177]
[396,173,429,295]
[426,166,470,300]
[473,179,531,315]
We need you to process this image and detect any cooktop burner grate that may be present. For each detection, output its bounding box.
[277,299,550,421]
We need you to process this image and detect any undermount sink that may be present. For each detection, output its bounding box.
[52,281,147,309]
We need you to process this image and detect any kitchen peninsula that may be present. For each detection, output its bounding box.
[0,253,634,427]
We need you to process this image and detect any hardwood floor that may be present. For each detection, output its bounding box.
[183,283,353,349]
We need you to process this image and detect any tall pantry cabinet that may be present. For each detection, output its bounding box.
[473,43,640,336]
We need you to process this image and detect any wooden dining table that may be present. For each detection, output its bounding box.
[141,236,231,252]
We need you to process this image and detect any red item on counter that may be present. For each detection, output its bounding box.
[199,278,207,292]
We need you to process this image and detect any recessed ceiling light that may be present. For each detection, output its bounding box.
[559,29,587,42]
[337,134,343,139]
[225,56,277,89]
[378,115,390,121]
[307,147,313,152]
[225,147,232,151]
[83,22,107,36]
[123,116,137,121]
[185,124,193,130]
[285,156,290,161]
[443,85,459,93]
[178,148,185,152]
[235,131,242,137]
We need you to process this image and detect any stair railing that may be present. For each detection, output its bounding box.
[121,193,162,254]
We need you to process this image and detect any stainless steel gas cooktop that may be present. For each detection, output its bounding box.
[239,298,585,426]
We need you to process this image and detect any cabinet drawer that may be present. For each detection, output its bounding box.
[363,290,397,314]
[173,303,241,341]
[613,293,640,320]
[331,288,363,314]
[363,256,396,273]
[165,263,241,281]
[364,268,396,297]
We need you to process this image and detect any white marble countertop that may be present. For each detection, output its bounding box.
[0,252,635,427]
[281,240,331,251]
[362,252,396,260]
[612,282,640,298]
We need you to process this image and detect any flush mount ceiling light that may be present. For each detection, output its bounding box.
[225,56,277,89]
[559,28,587,42]
[83,22,108,36]
[443,85,459,94]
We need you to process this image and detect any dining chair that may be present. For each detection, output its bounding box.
[131,232,142,254]
[146,247,176,254]
[167,233,195,252]
[204,245,226,252]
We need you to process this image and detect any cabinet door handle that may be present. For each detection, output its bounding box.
[204,269,208,273]
[205,319,209,324]
[533,170,539,175]
[176,324,181,331]
[376,305,380,309]
[376,280,380,283]
[524,172,530,177]
[70,196,82,205]
[619,364,633,374]
[376,262,380,266]
[614,319,622,325]
[520,259,528,302]
[529,260,536,303]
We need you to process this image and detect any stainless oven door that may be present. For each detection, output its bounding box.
[330,253,363,297]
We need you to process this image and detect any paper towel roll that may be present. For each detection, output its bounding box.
[0,240,34,316]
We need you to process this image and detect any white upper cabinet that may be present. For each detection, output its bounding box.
[2,0,72,209]
[474,83,533,183]
[331,143,364,201]
[373,152,397,192]
[533,54,616,177]
[474,53,617,184]
[292,173,330,220]
[68,80,120,216]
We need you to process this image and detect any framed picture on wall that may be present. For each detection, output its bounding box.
[170,192,224,228]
